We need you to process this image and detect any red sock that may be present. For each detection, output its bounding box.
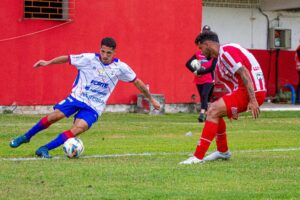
[216,118,228,153]
[41,116,51,128]
[194,121,218,159]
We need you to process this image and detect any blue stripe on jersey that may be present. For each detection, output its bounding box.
[72,70,80,88]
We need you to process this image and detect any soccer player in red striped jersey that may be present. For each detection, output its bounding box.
[180,31,267,164]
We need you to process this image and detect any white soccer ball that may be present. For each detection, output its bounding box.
[63,138,84,158]
[191,59,201,70]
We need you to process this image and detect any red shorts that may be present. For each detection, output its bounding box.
[223,90,266,119]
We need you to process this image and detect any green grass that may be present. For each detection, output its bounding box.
[0,111,299,199]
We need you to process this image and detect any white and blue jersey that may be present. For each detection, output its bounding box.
[68,53,137,115]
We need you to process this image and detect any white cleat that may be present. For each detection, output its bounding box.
[203,151,231,161]
[179,156,204,165]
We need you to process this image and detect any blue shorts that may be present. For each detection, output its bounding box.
[53,96,99,128]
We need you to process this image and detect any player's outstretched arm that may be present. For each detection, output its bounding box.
[236,67,260,119]
[133,78,160,110]
[33,55,69,68]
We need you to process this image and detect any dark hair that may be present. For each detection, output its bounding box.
[101,37,117,49]
[202,25,211,31]
[195,31,219,44]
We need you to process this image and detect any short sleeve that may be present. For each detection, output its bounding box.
[69,53,92,70]
[118,62,137,82]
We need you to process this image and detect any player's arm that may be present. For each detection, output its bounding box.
[195,58,217,75]
[236,67,260,119]
[33,55,69,68]
[133,78,160,110]
[185,55,197,73]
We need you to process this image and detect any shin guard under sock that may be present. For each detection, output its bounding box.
[216,118,229,153]
[45,130,74,150]
[24,116,51,139]
[194,121,218,159]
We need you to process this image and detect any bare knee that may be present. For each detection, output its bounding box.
[71,119,89,136]
[206,100,227,122]
[47,110,65,123]
[206,103,220,118]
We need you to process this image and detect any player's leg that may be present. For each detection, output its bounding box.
[196,84,206,122]
[201,90,246,162]
[208,83,214,102]
[204,90,267,162]
[9,109,65,148]
[198,83,214,122]
[203,117,231,161]
[36,107,98,158]
[35,119,89,158]
[180,98,227,164]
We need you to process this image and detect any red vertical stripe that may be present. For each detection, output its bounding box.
[250,73,257,91]
[221,54,234,70]
[258,79,263,91]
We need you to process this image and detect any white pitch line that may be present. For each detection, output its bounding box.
[1,147,300,161]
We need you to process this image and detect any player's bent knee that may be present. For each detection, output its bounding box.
[206,105,217,118]
[48,110,66,123]
[206,102,223,118]
[71,119,89,135]
[70,127,87,136]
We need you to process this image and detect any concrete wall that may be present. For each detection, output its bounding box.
[203,7,300,50]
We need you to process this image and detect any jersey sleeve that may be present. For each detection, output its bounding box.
[118,62,137,82]
[69,53,92,70]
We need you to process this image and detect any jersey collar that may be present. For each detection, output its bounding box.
[95,53,119,66]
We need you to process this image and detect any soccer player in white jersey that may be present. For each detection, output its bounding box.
[9,37,160,158]
[180,31,266,164]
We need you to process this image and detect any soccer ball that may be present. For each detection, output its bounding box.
[63,138,84,158]
[191,59,201,70]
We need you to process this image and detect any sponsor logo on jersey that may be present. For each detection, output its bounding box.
[91,80,108,88]
[253,66,260,71]
[82,92,105,104]
[98,69,105,75]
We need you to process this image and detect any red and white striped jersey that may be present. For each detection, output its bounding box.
[216,43,266,93]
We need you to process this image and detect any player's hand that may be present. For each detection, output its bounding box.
[151,98,161,110]
[230,113,239,121]
[33,60,50,68]
[247,99,260,119]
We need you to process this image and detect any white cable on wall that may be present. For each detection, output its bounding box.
[0,19,73,42]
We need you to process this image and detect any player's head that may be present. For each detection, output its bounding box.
[195,31,220,58]
[100,37,117,64]
[195,31,219,44]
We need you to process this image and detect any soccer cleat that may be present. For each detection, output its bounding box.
[179,156,204,165]
[198,113,206,123]
[35,146,52,159]
[9,135,30,148]
[203,151,231,161]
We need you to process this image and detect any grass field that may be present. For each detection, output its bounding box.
[0,111,299,199]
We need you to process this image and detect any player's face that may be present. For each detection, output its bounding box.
[100,45,115,64]
[198,42,212,58]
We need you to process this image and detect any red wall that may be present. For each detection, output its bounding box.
[0,0,202,106]
[0,1,297,106]
[250,49,298,97]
